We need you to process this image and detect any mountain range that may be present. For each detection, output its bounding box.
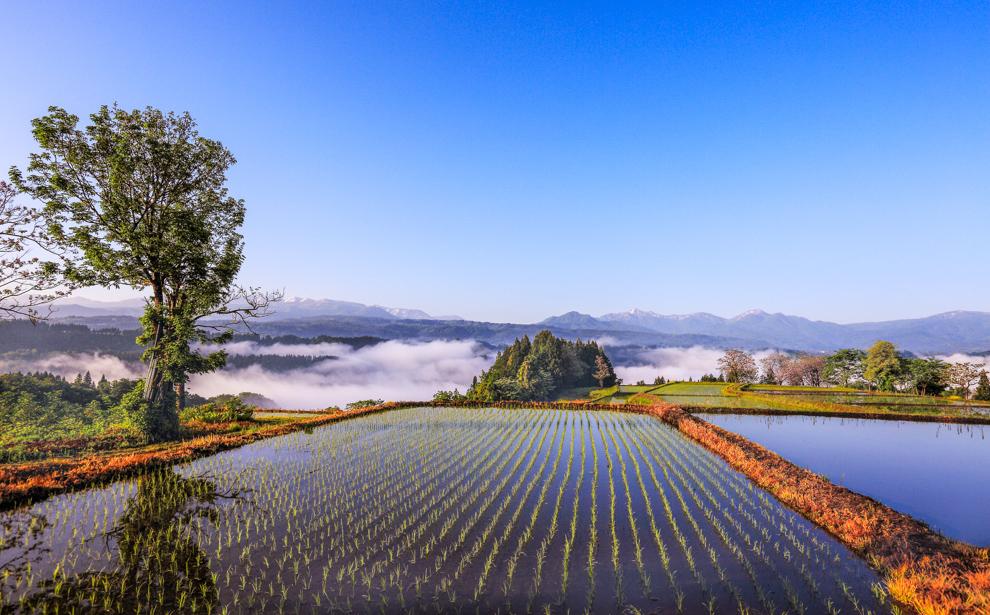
[542,309,990,354]
[52,296,463,322]
[49,298,990,355]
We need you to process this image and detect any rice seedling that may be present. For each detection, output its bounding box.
[0,406,893,614]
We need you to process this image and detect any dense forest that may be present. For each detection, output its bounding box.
[467,330,615,401]
[0,321,384,356]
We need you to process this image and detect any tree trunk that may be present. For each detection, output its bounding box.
[143,287,167,406]
[143,316,165,404]
[175,381,186,413]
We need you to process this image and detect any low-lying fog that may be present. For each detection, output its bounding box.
[7,343,990,409]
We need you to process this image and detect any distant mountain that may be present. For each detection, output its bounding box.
[52,296,461,322]
[593,308,990,354]
[48,297,990,354]
[539,311,651,332]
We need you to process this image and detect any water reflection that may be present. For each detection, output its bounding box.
[10,470,231,613]
[698,413,990,546]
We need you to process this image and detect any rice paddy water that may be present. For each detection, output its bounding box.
[1,407,891,613]
[698,412,990,546]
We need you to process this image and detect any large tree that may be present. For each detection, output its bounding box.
[0,180,69,320]
[905,357,947,396]
[822,349,866,387]
[717,349,758,383]
[943,361,982,398]
[863,340,901,391]
[11,105,279,440]
[974,371,990,402]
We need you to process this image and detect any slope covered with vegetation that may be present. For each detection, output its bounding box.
[467,330,615,401]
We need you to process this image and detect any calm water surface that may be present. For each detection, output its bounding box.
[697,413,990,546]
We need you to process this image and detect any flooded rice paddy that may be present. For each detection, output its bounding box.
[1,407,891,614]
[698,413,990,546]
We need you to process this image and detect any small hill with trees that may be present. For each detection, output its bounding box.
[467,330,615,401]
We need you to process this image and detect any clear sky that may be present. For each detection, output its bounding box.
[2,1,988,324]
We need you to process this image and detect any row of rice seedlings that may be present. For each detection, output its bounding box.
[629,418,777,614]
[524,413,586,613]
[661,422,884,614]
[596,413,631,610]
[584,411,600,614]
[412,411,539,599]
[631,417,887,615]
[473,413,566,602]
[554,412,586,609]
[433,411,553,602]
[502,411,571,602]
[385,413,536,599]
[603,419,651,596]
[456,412,560,601]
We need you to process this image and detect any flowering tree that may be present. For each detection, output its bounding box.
[717,349,758,383]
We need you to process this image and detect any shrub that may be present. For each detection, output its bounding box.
[432,389,466,403]
[180,397,255,424]
[346,399,384,410]
[117,382,180,443]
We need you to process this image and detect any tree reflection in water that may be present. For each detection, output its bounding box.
[16,469,236,614]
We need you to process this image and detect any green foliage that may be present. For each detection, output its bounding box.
[863,341,902,391]
[0,372,138,448]
[822,349,866,387]
[468,330,615,401]
[974,371,990,401]
[12,104,277,441]
[346,399,384,410]
[432,389,466,403]
[179,397,255,424]
[117,382,179,443]
[905,357,948,396]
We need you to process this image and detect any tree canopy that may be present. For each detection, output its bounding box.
[468,330,615,401]
[11,105,279,440]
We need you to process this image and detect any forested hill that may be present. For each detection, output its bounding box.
[0,321,142,356]
[468,330,615,401]
[0,321,383,357]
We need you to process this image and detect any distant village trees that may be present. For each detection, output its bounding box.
[718,343,988,398]
[716,349,758,383]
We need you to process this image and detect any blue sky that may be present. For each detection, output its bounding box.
[2,1,988,323]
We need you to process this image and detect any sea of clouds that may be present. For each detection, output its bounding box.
[8,342,988,410]
[612,346,778,383]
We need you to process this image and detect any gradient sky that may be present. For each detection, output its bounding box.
[2,1,988,323]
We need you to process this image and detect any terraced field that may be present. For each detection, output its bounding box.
[594,382,990,418]
[0,406,890,614]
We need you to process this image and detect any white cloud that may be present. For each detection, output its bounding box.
[937,353,990,369]
[197,340,354,357]
[0,353,144,381]
[188,339,493,408]
[614,346,780,383]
